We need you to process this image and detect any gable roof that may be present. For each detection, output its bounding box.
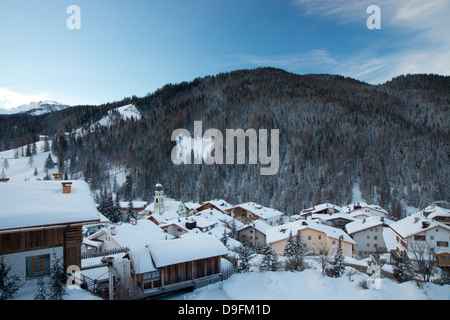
[0,181,101,232]
[266,220,356,245]
[345,216,392,235]
[147,235,229,268]
[238,220,272,234]
[389,214,450,239]
[300,203,342,216]
[226,202,284,221]
[89,219,172,251]
[420,204,450,220]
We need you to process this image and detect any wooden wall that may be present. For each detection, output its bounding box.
[0,225,83,269]
[162,256,221,286]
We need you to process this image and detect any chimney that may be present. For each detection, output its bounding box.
[110,225,117,236]
[62,182,72,194]
[414,217,420,223]
[422,221,431,229]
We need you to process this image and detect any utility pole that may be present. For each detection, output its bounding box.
[102,256,115,300]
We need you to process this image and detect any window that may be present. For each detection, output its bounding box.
[414,235,426,241]
[437,241,449,247]
[143,270,160,280]
[318,235,322,240]
[26,254,50,278]
[308,236,312,241]
[374,236,378,240]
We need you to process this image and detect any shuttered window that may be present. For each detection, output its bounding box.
[26,254,50,278]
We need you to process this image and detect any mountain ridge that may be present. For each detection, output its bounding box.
[0,68,448,217]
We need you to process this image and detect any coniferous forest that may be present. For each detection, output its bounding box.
[0,68,448,219]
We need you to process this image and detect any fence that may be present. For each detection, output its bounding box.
[81,247,130,260]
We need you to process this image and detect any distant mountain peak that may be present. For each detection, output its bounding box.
[0,100,71,116]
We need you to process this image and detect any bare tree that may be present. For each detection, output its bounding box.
[315,245,331,276]
[409,239,439,283]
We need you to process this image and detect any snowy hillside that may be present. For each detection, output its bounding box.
[0,140,59,182]
[75,104,141,137]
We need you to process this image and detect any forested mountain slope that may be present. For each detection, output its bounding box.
[1,68,448,218]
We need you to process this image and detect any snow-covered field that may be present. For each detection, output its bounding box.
[180,269,449,300]
[0,140,59,182]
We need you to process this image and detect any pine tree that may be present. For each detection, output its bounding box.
[284,231,297,258]
[0,256,22,300]
[126,199,136,223]
[34,277,47,300]
[295,230,307,263]
[220,228,228,247]
[237,246,251,273]
[48,254,66,300]
[333,237,345,278]
[393,251,414,283]
[110,195,122,223]
[44,154,55,169]
[260,245,278,272]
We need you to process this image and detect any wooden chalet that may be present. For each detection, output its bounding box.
[128,236,229,299]
[225,202,283,225]
[0,181,102,280]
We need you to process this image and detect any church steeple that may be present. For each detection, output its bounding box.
[154,183,164,215]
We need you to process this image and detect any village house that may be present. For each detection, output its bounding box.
[345,216,395,258]
[119,201,148,214]
[266,220,356,256]
[82,219,171,254]
[300,203,342,220]
[342,202,390,219]
[0,181,103,280]
[389,213,450,269]
[225,202,283,225]
[127,235,229,299]
[419,204,450,227]
[237,220,272,248]
[196,199,234,214]
[307,212,356,231]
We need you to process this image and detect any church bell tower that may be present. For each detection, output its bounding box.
[154,183,164,215]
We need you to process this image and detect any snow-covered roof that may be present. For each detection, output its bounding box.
[0,181,101,232]
[128,247,157,274]
[310,212,356,222]
[197,199,234,212]
[300,203,342,215]
[420,204,450,220]
[345,216,392,235]
[90,219,172,251]
[342,202,389,216]
[266,220,356,245]
[119,201,148,209]
[226,202,284,220]
[238,220,272,234]
[389,214,450,239]
[147,235,229,268]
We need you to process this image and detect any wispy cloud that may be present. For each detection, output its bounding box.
[289,0,450,83]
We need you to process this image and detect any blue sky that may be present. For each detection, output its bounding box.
[0,0,449,109]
